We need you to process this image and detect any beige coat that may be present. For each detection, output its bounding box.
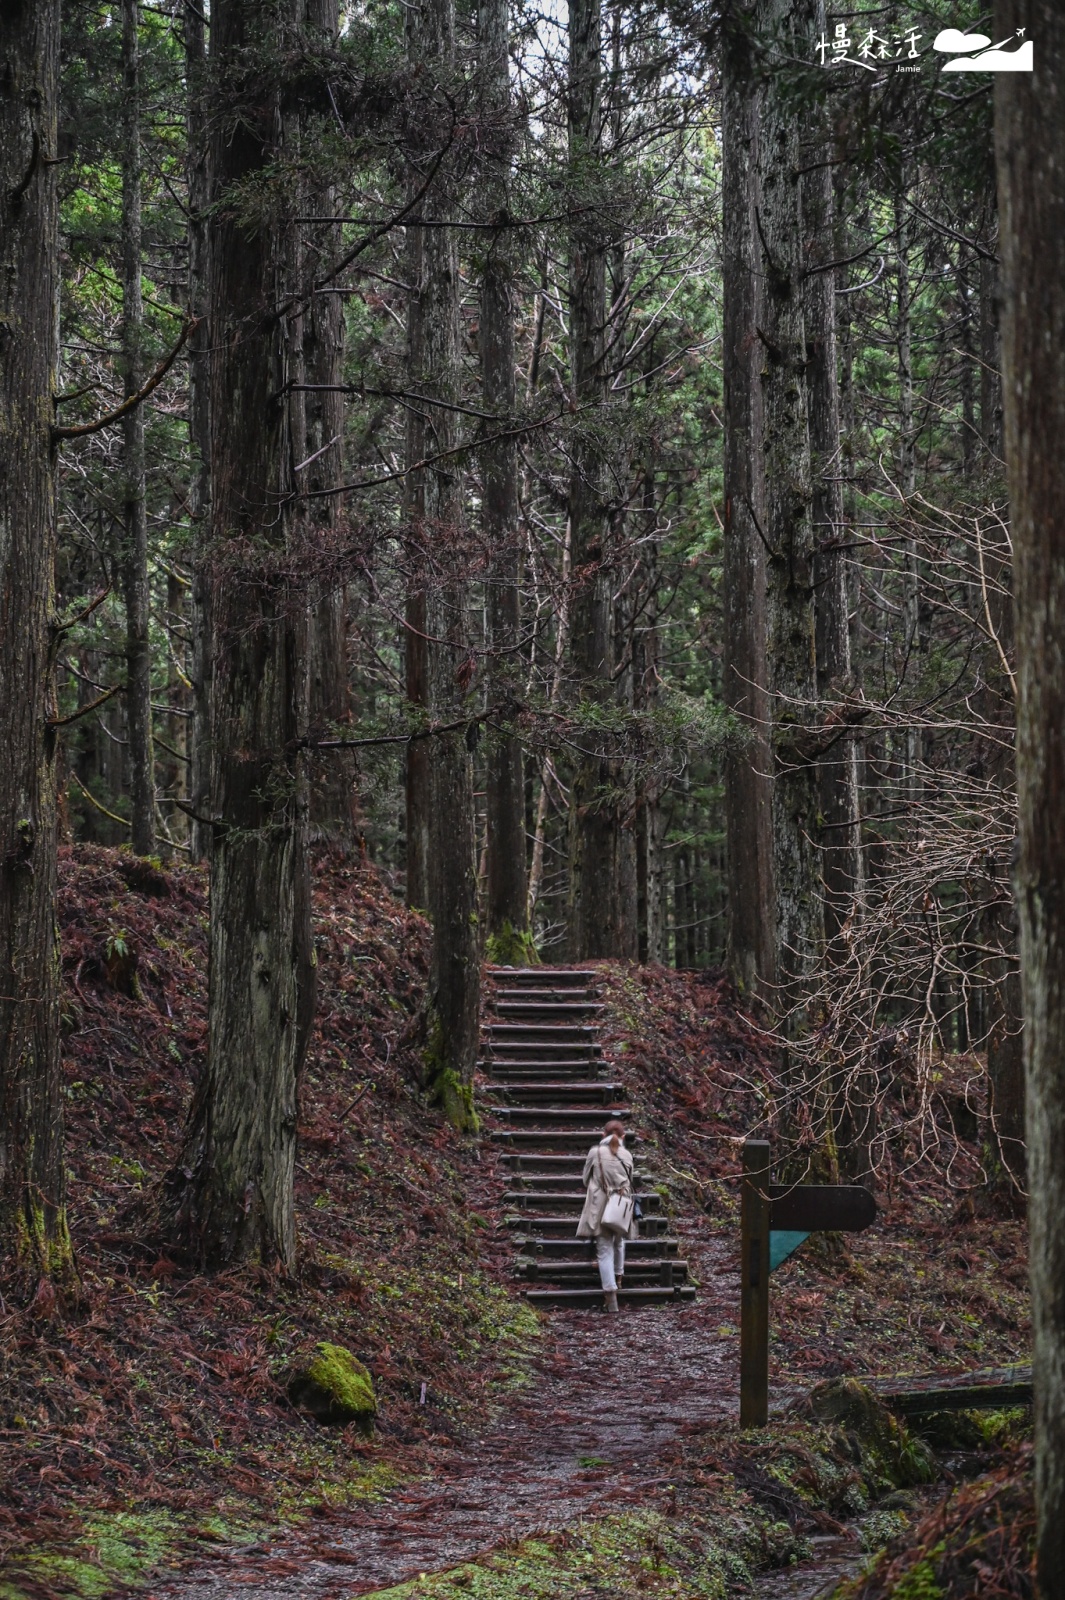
[576,1137,638,1239]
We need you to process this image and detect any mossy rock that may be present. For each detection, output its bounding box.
[796,1378,936,1489]
[288,1343,377,1430]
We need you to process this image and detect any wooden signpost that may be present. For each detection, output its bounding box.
[740,1135,877,1428]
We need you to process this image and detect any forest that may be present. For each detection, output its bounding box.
[0,0,1062,1597]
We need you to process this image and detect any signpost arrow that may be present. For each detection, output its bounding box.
[770,1184,877,1233]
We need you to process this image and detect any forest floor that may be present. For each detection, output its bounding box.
[0,847,1035,1599]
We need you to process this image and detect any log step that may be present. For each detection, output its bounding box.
[507,1213,670,1237]
[526,1285,696,1309]
[511,1236,679,1258]
[501,1188,660,1211]
[516,1259,689,1286]
[496,1002,604,1019]
[481,1063,602,1079]
[479,1049,598,1062]
[489,968,596,986]
[488,1105,630,1126]
[486,1026,599,1046]
[495,988,595,1003]
[491,1128,638,1151]
[870,1366,1033,1416]
[483,1082,627,1105]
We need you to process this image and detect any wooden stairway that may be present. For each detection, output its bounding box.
[482,966,696,1310]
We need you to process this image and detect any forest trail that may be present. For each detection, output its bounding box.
[152,972,747,1598]
[152,1244,741,1599]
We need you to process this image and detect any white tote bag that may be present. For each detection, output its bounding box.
[597,1150,634,1234]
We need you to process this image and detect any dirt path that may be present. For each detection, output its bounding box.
[151,1233,774,1599]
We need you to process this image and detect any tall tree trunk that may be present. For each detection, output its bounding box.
[565,0,626,959]
[957,246,977,479]
[416,0,480,1127]
[721,0,774,998]
[163,567,190,847]
[979,253,1002,461]
[480,0,532,962]
[895,177,925,816]
[634,460,664,963]
[800,23,862,955]
[403,23,430,910]
[184,0,211,863]
[0,0,72,1282]
[303,0,355,850]
[756,0,822,1013]
[994,5,1065,1586]
[121,0,154,857]
[167,0,315,1269]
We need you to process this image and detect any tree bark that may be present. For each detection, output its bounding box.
[895,176,924,809]
[480,0,532,962]
[0,0,72,1282]
[184,0,211,864]
[800,21,863,955]
[121,0,154,857]
[994,11,1065,1589]
[721,0,774,998]
[565,0,628,959]
[403,16,430,910]
[303,0,355,851]
[980,253,1003,462]
[167,0,315,1270]
[416,0,481,1126]
[756,0,823,1011]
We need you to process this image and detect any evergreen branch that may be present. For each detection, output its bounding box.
[53,320,195,441]
[48,686,122,729]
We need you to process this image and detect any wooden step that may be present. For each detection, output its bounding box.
[503,1152,603,1171]
[507,1173,628,1192]
[507,1213,669,1237]
[491,1128,638,1151]
[489,968,596,986]
[496,1001,604,1019]
[526,1284,696,1309]
[483,1082,626,1106]
[512,1235,679,1258]
[486,1021,598,1037]
[495,988,595,1003]
[516,1259,689,1286]
[482,1044,603,1061]
[501,1188,660,1211]
[479,1068,604,1081]
[487,1105,630,1126]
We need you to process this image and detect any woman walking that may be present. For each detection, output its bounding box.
[577,1119,637,1312]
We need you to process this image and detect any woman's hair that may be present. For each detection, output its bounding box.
[603,1118,626,1155]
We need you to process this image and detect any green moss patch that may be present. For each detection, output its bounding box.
[359,1509,749,1600]
[484,924,540,967]
[288,1343,376,1428]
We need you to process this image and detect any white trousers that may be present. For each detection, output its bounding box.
[595,1229,626,1291]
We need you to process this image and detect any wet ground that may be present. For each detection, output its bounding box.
[149,1233,845,1599]
[752,1535,862,1599]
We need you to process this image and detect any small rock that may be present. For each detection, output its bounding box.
[288,1343,377,1430]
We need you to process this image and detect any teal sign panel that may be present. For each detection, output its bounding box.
[769,1230,809,1272]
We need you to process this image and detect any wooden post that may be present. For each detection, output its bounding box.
[740,1137,771,1427]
